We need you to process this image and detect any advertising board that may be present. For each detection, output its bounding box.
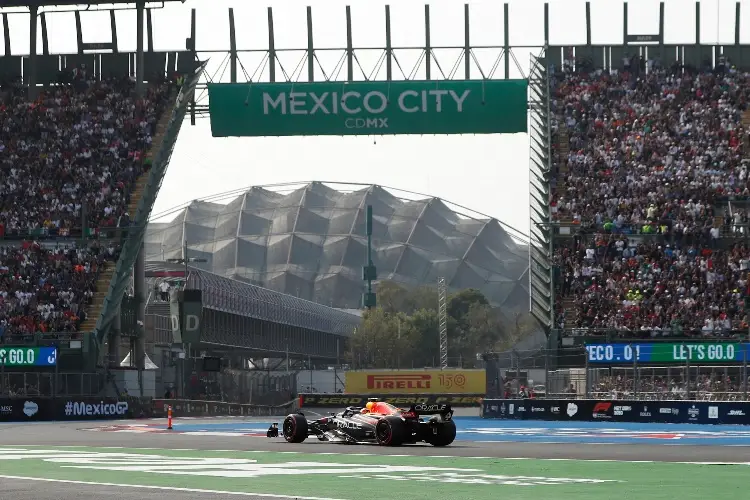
[585,343,750,364]
[0,397,136,422]
[482,398,750,425]
[345,369,486,395]
[0,346,57,367]
[299,393,483,408]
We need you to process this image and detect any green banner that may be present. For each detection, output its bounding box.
[649,343,746,363]
[207,80,528,137]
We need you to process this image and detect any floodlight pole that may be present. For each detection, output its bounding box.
[362,205,377,309]
[28,4,38,95]
[438,277,448,369]
[135,0,145,97]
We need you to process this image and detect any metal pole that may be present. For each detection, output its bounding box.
[136,1,145,97]
[544,346,549,397]
[633,345,638,399]
[53,351,58,398]
[685,346,691,400]
[743,347,748,401]
[584,353,589,398]
[28,6,38,97]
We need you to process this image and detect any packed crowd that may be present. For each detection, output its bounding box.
[555,237,750,336]
[551,57,750,337]
[0,71,173,338]
[0,74,172,237]
[0,241,119,338]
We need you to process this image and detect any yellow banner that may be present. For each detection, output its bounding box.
[345,369,486,395]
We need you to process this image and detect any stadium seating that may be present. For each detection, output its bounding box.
[0,74,173,342]
[551,59,750,338]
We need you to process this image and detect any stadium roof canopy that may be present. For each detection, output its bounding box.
[146,182,530,315]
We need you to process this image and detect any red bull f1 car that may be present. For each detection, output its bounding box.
[282,399,456,447]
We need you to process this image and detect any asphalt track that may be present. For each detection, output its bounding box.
[1,415,749,500]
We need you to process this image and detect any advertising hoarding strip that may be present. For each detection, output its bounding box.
[345,369,486,395]
[0,397,140,422]
[299,393,484,407]
[0,347,57,367]
[585,342,750,364]
[482,398,750,425]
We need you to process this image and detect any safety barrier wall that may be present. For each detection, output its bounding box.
[299,393,484,408]
[152,398,297,417]
[482,398,750,425]
[0,397,146,422]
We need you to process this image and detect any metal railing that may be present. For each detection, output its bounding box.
[489,346,750,401]
[557,328,749,340]
[0,372,106,398]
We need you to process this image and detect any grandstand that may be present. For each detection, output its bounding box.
[546,50,750,340]
[0,75,175,342]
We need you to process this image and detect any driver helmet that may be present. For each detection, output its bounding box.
[364,401,376,413]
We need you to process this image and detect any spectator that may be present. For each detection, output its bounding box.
[0,75,172,237]
[0,72,173,338]
[551,56,750,338]
[0,240,120,339]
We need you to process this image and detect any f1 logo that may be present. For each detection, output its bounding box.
[593,402,612,413]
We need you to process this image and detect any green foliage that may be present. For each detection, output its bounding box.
[348,281,510,369]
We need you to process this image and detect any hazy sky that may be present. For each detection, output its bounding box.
[1,0,745,235]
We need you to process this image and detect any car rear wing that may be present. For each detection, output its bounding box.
[404,403,454,418]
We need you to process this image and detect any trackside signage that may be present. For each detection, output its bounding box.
[64,401,129,418]
[207,80,528,137]
[0,397,139,422]
[346,369,486,395]
[299,393,483,407]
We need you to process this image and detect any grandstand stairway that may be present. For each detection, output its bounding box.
[561,297,576,326]
[555,123,573,225]
[80,263,115,332]
[79,104,173,334]
[127,111,172,221]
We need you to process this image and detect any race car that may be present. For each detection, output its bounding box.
[281,398,456,447]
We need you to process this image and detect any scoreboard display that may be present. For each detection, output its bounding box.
[0,347,57,367]
[585,343,750,364]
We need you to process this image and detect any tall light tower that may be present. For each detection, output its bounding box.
[437,277,448,369]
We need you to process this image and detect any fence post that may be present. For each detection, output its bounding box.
[633,345,638,400]
[685,347,691,400]
[744,348,748,401]
[544,347,550,397]
[584,352,589,398]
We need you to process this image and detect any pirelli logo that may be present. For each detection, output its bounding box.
[367,374,431,390]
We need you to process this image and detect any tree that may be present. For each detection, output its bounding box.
[348,308,416,369]
[347,281,511,369]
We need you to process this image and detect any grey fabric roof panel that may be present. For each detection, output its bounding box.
[146,182,529,313]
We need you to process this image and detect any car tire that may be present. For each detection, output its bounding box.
[375,416,406,446]
[427,420,456,447]
[283,414,308,443]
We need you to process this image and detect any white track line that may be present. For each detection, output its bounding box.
[0,475,345,500]
[12,445,750,465]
